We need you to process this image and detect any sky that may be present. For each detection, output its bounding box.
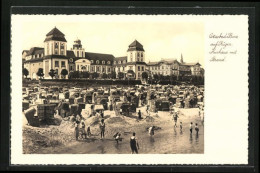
[21,15,204,67]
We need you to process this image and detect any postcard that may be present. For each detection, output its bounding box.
[11,14,248,165]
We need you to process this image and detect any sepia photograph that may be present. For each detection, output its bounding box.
[21,17,205,154]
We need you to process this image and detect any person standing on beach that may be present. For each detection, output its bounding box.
[173,111,179,127]
[180,122,183,132]
[195,123,199,135]
[138,110,142,119]
[148,126,155,136]
[189,122,193,134]
[99,119,106,139]
[74,121,80,141]
[130,132,139,154]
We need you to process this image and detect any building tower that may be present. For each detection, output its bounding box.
[72,38,85,58]
[43,27,68,79]
[44,27,67,56]
[127,40,145,63]
[180,53,184,64]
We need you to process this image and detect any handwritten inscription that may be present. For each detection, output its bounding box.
[209,33,238,62]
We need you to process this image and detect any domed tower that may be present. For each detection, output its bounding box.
[127,40,145,63]
[72,38,85,58]
[44,27,67,56]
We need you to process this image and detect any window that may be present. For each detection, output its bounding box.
[103,68,105,72]
[141,53,143,57]
[77,51,79,57]
[137,58,139,61]
[70,66,73,71]
[108,68,110,72]
[91,60,94,64]
[61,43,64,49]
[108,61,110,64]
[102,61,105,64]
[55,61,59,67]
[138,66,140,71]
[97,67,100,71]
[61,61,65,67]
[55,50,58,54]
[123,67,125,71]
[129,66,133,70]
[55,42,58,49]
[96,60,99,64]
[91,67,94,71]
[142,66,144,71]
[119,61,121,64]
[82,52,84,57]
[61,50,64,55]
[137,53,140,57]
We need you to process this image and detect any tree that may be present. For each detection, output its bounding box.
[92,72,99,79]
[36,68,44,79]
[82,71,90,78]
[141,72,148,81]
[61,69,68,79]
[110,71,117,79]
[68,71,73,79]
[23,68,29,78]
[127,70,135,79]
[118,72,125,79]
[48,69,56,79]
[102,73,108,79]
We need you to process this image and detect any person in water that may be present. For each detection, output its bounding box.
[180,122,183,131]
[130,132,139,154]
[173,111,179,127]
[190,122,193,134]
[114,132,122,144]
[99,119,106,139]
[148,126,155,136]
[195,123,199,135]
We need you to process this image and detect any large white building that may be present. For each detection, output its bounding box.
[23,27,203,80]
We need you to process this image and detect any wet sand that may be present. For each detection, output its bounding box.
[27,107,204,154]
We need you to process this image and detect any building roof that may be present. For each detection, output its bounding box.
[44,27,67,42]
[127,62,147,65]
[85,52,115,61]
[181,62,201,66]
[114,56,127,61]
[44,55,68,60]
[67,50,76,58]
[147,62,159,66]
[127,40,145,52]
[46,27,65,37]
[27,47,44,56]
[22,50,29,54]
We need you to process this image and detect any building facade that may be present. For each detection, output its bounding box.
[23,27,203,80]
[147,55,202,77]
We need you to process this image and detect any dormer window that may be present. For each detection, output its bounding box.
[114,61,117,64]
[96,60,99,64]
[102,61,105,64]
[107,61,110,64]
[91,60,94,64]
